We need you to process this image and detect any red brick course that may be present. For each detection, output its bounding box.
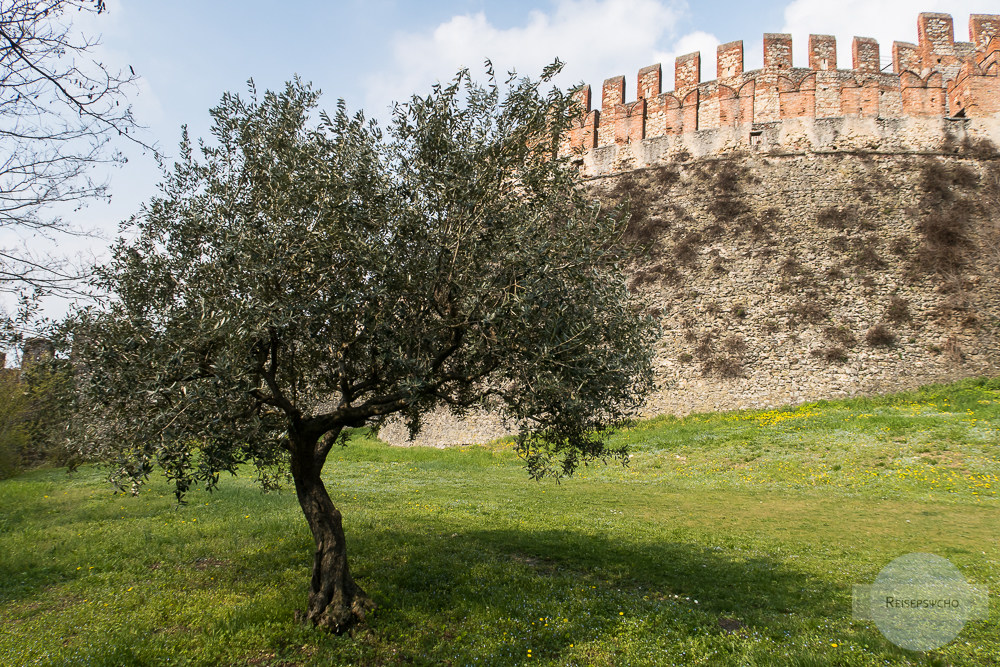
[563,11,1000,154]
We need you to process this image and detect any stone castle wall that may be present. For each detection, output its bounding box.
[611,149,1000,417]
[382,146,1000,446]
[380,11,1000,447]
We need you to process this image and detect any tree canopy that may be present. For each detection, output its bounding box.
[69,66,657,631]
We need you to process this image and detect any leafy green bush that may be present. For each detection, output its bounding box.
[19,358,75,468]
[0,371,28,479]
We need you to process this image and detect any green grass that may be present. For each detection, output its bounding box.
[1,377,999,665]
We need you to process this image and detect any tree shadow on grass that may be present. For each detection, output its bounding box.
[340,526,912,665]
[1,517,924,666]
[362,526,814,616]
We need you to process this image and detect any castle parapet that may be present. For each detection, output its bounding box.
[949,29,1000,117]
[563,11,1000,158]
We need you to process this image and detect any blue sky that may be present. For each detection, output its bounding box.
[9,0,1000,320]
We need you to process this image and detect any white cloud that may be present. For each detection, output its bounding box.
[364,0,730,117]
[781,0,1000,71]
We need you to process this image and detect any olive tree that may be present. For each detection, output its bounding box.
[69,68,657,632]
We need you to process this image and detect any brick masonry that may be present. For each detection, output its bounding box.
[564,12,1000,157]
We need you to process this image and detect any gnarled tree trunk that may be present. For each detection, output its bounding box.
[290,433,374,632]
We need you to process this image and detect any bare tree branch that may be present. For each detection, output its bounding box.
[0,0,152,301]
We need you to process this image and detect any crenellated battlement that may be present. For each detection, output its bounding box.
[562,12,1000,170]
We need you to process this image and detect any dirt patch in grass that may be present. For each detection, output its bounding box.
[917,450,967,470]
[717,617,745,634]
[190,556,231,570]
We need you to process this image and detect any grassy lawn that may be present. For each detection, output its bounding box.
[1,377,998,666]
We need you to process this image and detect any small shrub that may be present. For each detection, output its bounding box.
[854,185,875,205]
[934,288,973,322]
[886,295,911,323]
[708,196,750,221]
[938,274,970,295]
[811,346,848,363]
[777,272,817,294]
[889,236,911,256]
[703,223,726,240]
[817,207,858,230]
[743,215,773,238]
[917,212,969,254]
[852,246,886,270]
[694,334,713,358]
[612,173,669,249]
[824,346,848,363]
[951,164,979,189]
[779,255,803,275]
[857,216,878,232]
[630,263,680,289]
[701,355,743,378]
[759,207,781,222]
[699,159,753,222]
[865,323,896,347]
[920,162,956,205]
[913,160,979,275]
[678,352,693,363]
[829,235,850,252]
[824,266,846,280]
[731,304,747,319]
[722,335,746,355]
[787,300,828,324]
[959,136,1000,159]
[696,159,750,189]
[660,265,681,284]
[757,246,778,259]
[824,325,857,347]
[673,232,702,264]
[629,270,658,290]
[653,165,680,188]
